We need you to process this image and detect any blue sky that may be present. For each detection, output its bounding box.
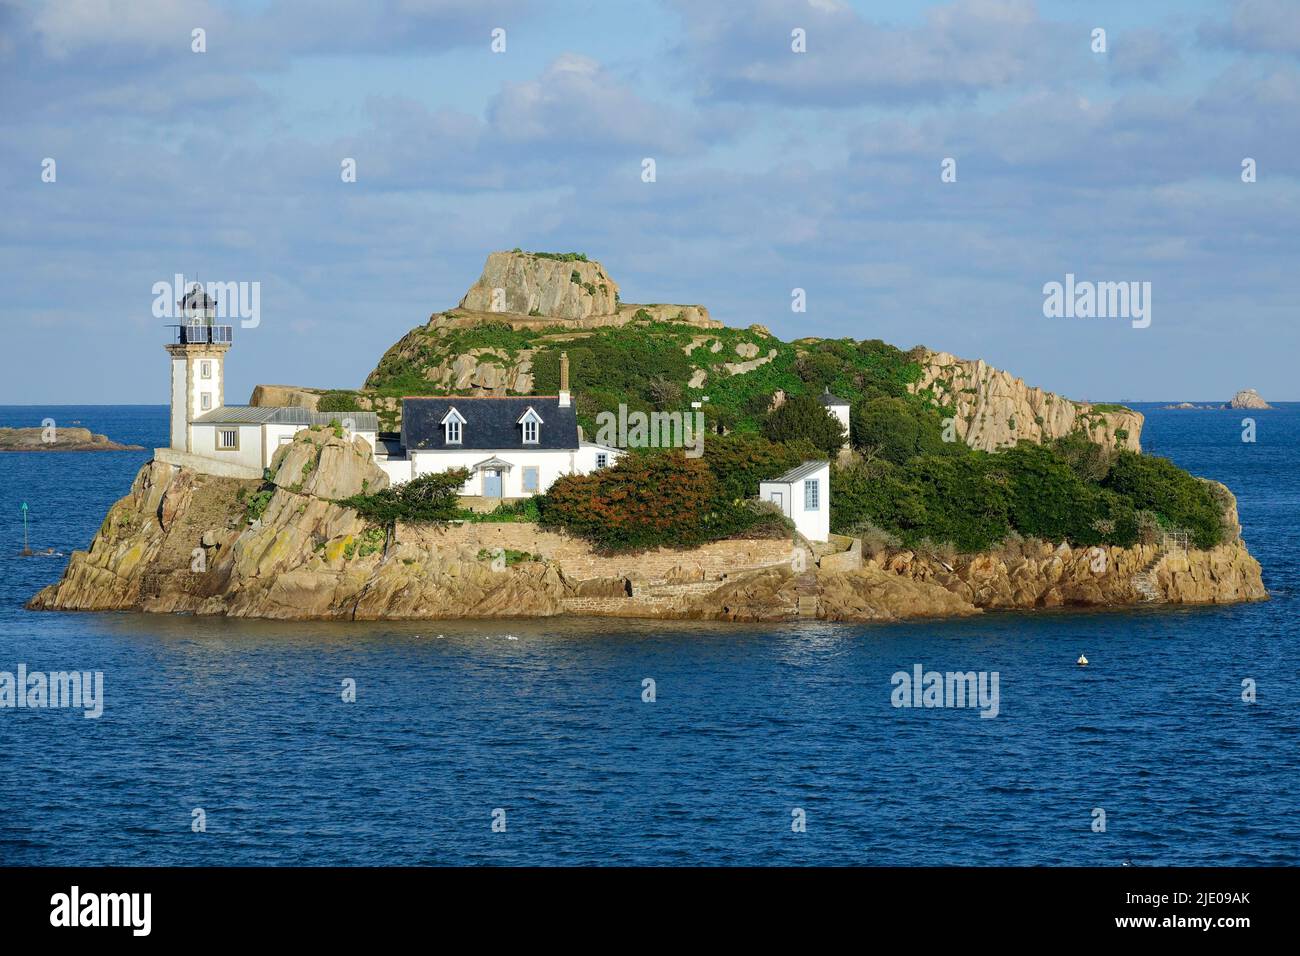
[2,0,1298,404]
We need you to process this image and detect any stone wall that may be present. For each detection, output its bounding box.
[397,521,798,585]
[154,447,262,479]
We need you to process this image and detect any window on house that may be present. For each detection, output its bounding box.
[200,361,212,379]
[523,419,539,443]
[446,419,461,444]
[201,393,212,410]
[217,429,239,451]
[595,453,608,469]
[523,466,539,493]
[804,478,820,510]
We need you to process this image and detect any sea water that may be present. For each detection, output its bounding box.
[0,404,1295,865]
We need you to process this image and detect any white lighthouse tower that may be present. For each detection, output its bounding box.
[165,283,232,452]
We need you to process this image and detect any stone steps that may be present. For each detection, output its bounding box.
[793,571,819,618]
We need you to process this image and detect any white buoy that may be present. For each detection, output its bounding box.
[1077,654,1089,666]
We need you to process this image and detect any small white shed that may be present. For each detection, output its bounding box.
[817,388,852,451]
[759,460,830,543]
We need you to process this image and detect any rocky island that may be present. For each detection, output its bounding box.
[29,250,1266,622]
[1228,388,1272,410]
[1162,389,1273,410]
[0,426,143,452]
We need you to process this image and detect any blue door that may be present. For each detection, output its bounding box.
[484,470,502,498]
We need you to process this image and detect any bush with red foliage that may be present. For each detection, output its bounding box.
[539,451,787,553]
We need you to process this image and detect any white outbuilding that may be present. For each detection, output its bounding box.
[817,387,852,452]
[759,460,831,543]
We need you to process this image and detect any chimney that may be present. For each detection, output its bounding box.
[558,351,571,407]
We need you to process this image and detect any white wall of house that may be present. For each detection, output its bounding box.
[759,463,831,542]
[828,402,851,448]
[576,441,623,473]
[406,442,620,496]
[376,456,414,486]
[410,448,578,497]
[190,423,264,473]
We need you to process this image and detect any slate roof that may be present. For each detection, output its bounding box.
[402,396,578,451]
[765,460,829,484]
[193,406,379,430]
[817,387,850,407]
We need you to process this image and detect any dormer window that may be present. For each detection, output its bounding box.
[440,407,466,445]
[517,407,544,445]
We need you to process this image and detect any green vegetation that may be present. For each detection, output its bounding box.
[761,393,845,458]
[458,498,541,523]
[851,397,959,465]
[702,433,815,504]
[318,391,361,412]
[514,249,588,262]
[236,485,275,525]
[1102,451,1224,548]
[831,437,1224,552]
[476,547,538,566]
[353,310,1222,556]
[539,451,791,553]
[339,469,470,527]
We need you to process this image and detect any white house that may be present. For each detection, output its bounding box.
[373,351,621,496]
[190,404,379,473]
[161,305,620,492]
[759,460,831,543]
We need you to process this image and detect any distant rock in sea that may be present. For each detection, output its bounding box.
[0,426,143,452]
[1161,390,1274,411]
[1227,388,1271,410]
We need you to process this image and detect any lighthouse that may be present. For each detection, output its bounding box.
[165,283,232,453]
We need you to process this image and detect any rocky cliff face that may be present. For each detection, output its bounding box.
[871,537,1264,609]
[460,251,620,320]
[865,478,1264,608]
[910,349,1143,452]
[30,428,1265,623]
[1229,388,1271,410]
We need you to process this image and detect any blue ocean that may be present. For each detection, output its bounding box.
[0,404,1296,866]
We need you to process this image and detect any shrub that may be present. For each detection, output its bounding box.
[358,526,386,557]
[340,469,470,526]
[851,396,957,465]
[1103,451,1224,548]
[830,460,928,538]
[538,451,789,552]
[539,452,718,552]
[985,443,1106,544]
[241,486,275,525]
[463,497,541,523]
[901,455,1012,552]
[318,391,361,413]
[853,521,902,555]
[1051,432,1115,483]
[761,393,845,458]
[703,433,815,503]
